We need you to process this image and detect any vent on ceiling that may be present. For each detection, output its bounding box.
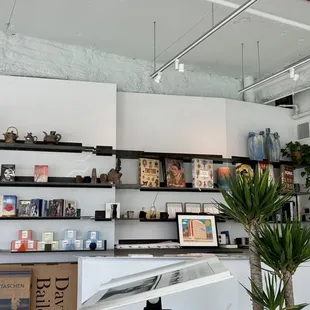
[297,122,310,140]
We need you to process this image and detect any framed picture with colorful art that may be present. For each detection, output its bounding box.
[176,213,218,247]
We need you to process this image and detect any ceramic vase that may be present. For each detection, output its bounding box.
[248,131,265,161]
[217,167,230,189]
[265,128,281,162]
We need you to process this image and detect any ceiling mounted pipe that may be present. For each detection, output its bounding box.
[150,0,258,79]
[204,0,310,31]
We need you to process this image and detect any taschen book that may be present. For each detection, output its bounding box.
[192,159,213,189]
[165,159,186,188]
[139,158,160,188]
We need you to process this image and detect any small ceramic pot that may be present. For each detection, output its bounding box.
[127,211,134,219]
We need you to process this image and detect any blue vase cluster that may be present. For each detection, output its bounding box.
[248,128,281,162]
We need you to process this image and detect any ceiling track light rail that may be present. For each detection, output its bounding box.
[150,0,258,80]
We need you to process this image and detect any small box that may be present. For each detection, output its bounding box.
[18,230,32,240]
[51,241,59,251]
[218,234,227,245]
[74,239,84,250]
[11,240,27,252]
[2,195,17,217]
[26,240,37,251]
[42,232,54,243]
[44,244,52,251]
[96,240,106,250]
[84,239,92,250]
[59,240,74,251]
[64,229,77,240]
[37,241,45,251]
[87,231,99,241]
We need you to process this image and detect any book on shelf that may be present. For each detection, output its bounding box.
[1,164,15,182]
[280,164,294,192]
[18,200,31,217]
[1,195,17,217]
[34,165,48,182]
[139,158,160,188]
[30,199,43,217]
[64,200,78,217]
[48,199,64,217]
[258,162,274,183]
[164,158,186,188]
[192,159,213,189]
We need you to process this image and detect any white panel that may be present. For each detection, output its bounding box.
[117,92,227,155]
[225,99,295,157]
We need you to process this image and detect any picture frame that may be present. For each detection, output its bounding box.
[203,203,221,215]
[177,213,218,247]
[166,202,183,219]
[184,202,201,213]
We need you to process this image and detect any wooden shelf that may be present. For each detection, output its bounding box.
[140,186,221,193]
[0,217,81,220]
[139,219,177,222]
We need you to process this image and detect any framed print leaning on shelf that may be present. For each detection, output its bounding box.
[177,213,218,247]
[203,203,221,215]
[184,202,201,213]
[166,202,183,219]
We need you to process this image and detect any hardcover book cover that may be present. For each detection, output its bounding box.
[64,200,77,217]
[48,199,64,217]
[280,164,294,192]
[139,158,160,188]
[2,195,17,217]
[34,165,48,182]
[18,200,31,217]
[192,159,213,188]
[1,164,15,182]
[165,159,186,188]
[30,199,43,217]
[258,162,274,183]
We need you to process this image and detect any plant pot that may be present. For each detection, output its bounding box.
[291,151,302,161]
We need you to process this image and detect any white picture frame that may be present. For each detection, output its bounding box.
[184,202,201,214]
[203,203,221,215]
[166,202,183,219]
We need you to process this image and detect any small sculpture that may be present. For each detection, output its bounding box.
[100,173,108,184]
[107,158,122,184]
[3,126,18,143]
[91,168,97,184]
[43,131,61,144]
[111,204,118,219]
[24,132,37,144]
[76,175,83,184]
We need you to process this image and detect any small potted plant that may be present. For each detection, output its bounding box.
[281,141,302,163]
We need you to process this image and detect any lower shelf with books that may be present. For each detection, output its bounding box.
[0,216,81,220]
[10,249,107,254]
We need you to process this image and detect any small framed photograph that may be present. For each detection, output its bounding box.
[203,203,221,215]
[184,202,201,213]
[106,202,120,219]
[166,202,183,219]
[177,213,218,247]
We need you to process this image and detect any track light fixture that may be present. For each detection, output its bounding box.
[178,63,185,73]
[154,72,162,83]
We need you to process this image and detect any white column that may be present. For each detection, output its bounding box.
[243,76,256,103]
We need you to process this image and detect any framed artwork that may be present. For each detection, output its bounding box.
[166,202,183,219]
[184,203,201,213]
[203,203,221,215]
[177,213,218,247]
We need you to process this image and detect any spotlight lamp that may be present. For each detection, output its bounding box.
[175,59,179,70]
[178,64,185,73]
[154,72,162,83]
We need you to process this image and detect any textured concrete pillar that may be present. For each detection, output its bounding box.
[243,76,256,103]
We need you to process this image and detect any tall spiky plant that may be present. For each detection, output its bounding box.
[254,221,310,307]
[214,169,291,310]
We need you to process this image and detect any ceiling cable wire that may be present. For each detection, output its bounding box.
[257,41,261,78]
[154,4,219,60]
[241,43,245,100]
[212,3,215,27]
[153,21,156,71]
[5,0,17,33]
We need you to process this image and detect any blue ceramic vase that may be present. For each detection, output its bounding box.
[265,128,281,162]
[248,131,265,161]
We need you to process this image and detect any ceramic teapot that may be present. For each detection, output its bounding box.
[24,132,37,144]
[3,126,18,143]
[43,131,62,144]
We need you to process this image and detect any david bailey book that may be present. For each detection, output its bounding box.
[34,165,48,182]
[1,164,15,182]
[165,159,186,188]
[192,158,213,188]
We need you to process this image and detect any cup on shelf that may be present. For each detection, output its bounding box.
[127,211,134,219]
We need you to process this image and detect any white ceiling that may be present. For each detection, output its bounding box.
[1,0,310,78]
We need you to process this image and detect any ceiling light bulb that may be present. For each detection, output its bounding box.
[154,72,162,83]
[289,68,295,79]
[293,73,300,81]
[178,64,185,73]
[175,59,179,70]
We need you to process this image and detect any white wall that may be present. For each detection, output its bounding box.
[0,75,117,250]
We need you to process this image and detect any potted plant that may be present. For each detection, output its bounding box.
[281,142,302,163]
[214,169,291,310]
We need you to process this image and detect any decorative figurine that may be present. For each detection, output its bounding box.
[3,126,18,143]
[139,207,147,219]
[91,168,97,184]
[76,175,83,183]
[43,131,62,144]
[24,132,37,144]
[100,173,109,184]
[107,158,122,184]
[111,204,118,219]
[83,176,91,183]
[89,242,97,251]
